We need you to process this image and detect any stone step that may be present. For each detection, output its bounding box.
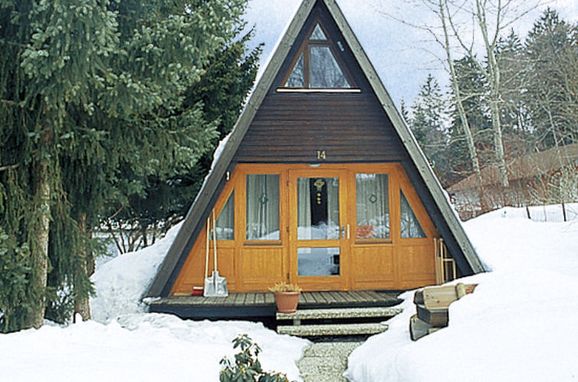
[277,322,388,337]
[277,306,402,321]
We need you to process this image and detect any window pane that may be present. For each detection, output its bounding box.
[310,24,327,40]
[246,175,280,240]
[285,53,304,87]
[215,192,234,240]
[400,192,426,238]
[356,174,389,239]
[310,46,351,88]
[298,177,340,240]
[298,247,340,276]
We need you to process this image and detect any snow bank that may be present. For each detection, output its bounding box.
[346,204,578,382]
[90,223,181,323]
[0,314,308,382]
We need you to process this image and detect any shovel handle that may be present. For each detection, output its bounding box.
[205,217,210,279]
[212,210,218,271]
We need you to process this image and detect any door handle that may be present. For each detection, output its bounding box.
[341,225,351,240]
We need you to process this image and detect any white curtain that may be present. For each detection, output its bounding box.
[246,175,279,240]
[326,177,340,239]
[356,174,390,239]
[298,178,312,239]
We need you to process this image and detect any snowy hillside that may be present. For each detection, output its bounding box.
[0,223,309,382]
[346,204,578,382]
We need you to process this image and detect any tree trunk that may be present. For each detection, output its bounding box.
[438,0,486,210]
[74,213,92,322]
[476,0,509,189]
[27,159,51,329]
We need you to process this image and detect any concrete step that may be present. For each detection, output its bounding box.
[277,306,402,321]
[277,322,388,337]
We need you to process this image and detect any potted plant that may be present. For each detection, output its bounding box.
[269,282,302,313]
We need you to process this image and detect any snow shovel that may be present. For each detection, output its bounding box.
[204,211,228,297]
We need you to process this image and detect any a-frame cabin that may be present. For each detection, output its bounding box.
[146,0,485,318]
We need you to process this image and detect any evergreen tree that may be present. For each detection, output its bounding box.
[447,55,492,184]
[524,8,578,149]
[0,0,248,331]
[495,30,533,157]
[409,74,449,184]
[104,31,262,252]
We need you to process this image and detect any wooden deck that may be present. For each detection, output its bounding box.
[148,291,401,320]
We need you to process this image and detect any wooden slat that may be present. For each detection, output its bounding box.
[265,293,275,304]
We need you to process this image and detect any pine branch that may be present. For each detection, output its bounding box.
[0,164,19,172]
[1,99,21,107]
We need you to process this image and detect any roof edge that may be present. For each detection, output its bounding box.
[145,0,319,298]
[324,0,486,273]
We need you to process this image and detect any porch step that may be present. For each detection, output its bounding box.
[277,307,402,321]
[278,322,388,337]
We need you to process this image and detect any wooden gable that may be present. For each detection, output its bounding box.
[146,0,485,299]
[236,1,407,164]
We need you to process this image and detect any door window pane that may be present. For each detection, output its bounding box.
[246,175,280,240]
[401,191,426,238]
[298,177,340,240]
[215,192,234,240]
[298,247,340,276]
[310,46,350,88]
[356,174,390,239]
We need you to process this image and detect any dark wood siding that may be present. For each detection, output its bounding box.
[235,1,407,164]
[236,92,408,163]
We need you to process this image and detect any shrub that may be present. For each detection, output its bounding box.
[219,334,290,382]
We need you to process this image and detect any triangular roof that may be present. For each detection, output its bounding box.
[146,0,486,298]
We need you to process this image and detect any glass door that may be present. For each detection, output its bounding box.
[289,169,349,291]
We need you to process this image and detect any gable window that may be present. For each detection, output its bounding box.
[281,22,356,90]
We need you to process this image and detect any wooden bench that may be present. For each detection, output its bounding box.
[410,283,477,341]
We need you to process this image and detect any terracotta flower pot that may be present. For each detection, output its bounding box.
[274,291,300,313]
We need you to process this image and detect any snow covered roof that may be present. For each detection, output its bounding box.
[146,0,485,298]
[449,143,578,192]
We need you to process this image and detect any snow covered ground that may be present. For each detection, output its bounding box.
[346,204,578,382]
[1,203,576,381]
[0,224,309,382]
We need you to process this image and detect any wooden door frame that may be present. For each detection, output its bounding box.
[288,168,350,291]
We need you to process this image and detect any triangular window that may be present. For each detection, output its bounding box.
[400,192,426,238]
[282,20,353,89]
[215,192,234,240]
[310,46,349,88]
[286,53,305,88]
[310,24,327,40]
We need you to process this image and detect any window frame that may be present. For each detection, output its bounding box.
[277,19,360,92]
[354,172,393,244]
[243,172,283,246]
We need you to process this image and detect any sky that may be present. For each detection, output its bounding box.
[242,0,578,108]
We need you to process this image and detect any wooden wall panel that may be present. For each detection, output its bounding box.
[396,242,436,289]
[238,247,285,292]
[236,93,408,163]
[172,230,236,295]
[350,245,396,290]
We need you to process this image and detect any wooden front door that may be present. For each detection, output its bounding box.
[288,169,349,291]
